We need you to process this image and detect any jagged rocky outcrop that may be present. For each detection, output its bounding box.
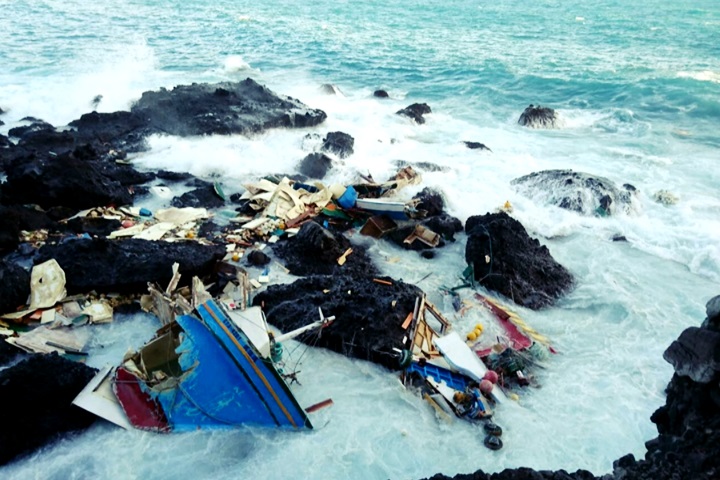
[0,205,58,253]
[465,212,573,309]
[321,131,354,159]
[0,353,98,466]
[511,170,639,217]
[0,259,30,314]
[397,103,432,124]
[130,78,327,137]
[272,221,378,277]
[517,104,562,129]
[2,79,327,162]
[2,150,133,210]
[253,274,422,370]
[35,238,225,294]
[422,467,597,480]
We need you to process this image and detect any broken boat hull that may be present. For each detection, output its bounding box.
[79,300,312,432]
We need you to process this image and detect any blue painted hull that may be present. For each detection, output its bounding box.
[151,301,312,431]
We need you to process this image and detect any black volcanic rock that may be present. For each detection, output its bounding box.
[8,119,54,139]
[511,170,639,217]
[518,104,561,129]
[0,205,58,253]
[298,152,333,179]
[171,184,225,209]
[321,131,354,159]
[663,327,720,383]
[36,238,225,294]
[0,259,30,315]
[272,221,378,277]
[130,78,327,137]
[0,353,98,466]
[373,90,389,98]
[2,152,133,210]
[69,110,150,153]
[465,212,573,309]
[65,216,122,238]
[253,274,422,370]
[413,188,445,217]
[246,250,271,267]
[463,141,492,152]
[397,103,432,124]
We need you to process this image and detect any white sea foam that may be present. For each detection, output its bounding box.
[677,70,720,84]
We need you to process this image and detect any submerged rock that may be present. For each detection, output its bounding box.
[321,131,354,159]
[465,212,573,309]
[298,152,333,179]
[511,169,639,216]
[36,238,225,294]
[397,103,432,124]
[463,141,492,152]
[517,104,561,128]
[254,274,422,370]
[0,353,97,466]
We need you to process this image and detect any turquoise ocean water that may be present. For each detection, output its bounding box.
[1,1,719,478]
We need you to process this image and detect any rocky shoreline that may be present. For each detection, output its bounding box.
[0,80,717,477]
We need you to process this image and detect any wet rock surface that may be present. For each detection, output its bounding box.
[0,353,98,466]
[272,221,378,277]
[463,141,491,152]
[2,151,133,210]
[0,205,58,253]
[298,152,334,179]
[321,131,354,159]
[397,103,432,124]
[0,259,30,314]
[254,274,422,370]
[131,78,327,137]
[511,169,639,216]
[170,184,225,209]
[517,104,561,129]
[36,238,225,294]
[465,212,573,309]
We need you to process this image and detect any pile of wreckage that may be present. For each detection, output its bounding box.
[0,164,555,450]
[396,287,555,450]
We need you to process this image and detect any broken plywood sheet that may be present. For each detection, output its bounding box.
[154,207,208,225]
[6,324,89,354]
[134,222,176,241]
[109,223,146,238]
